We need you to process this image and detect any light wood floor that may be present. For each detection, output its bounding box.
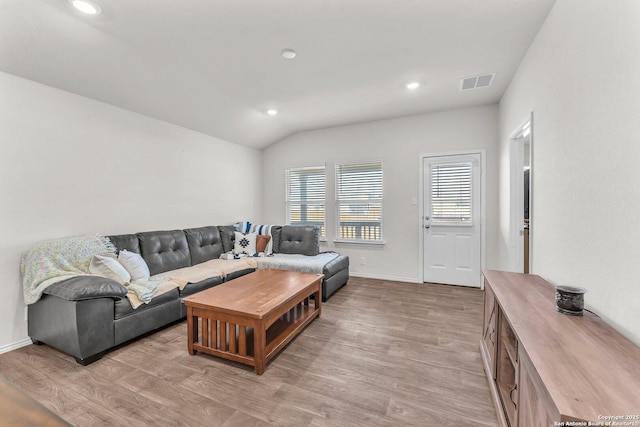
[0,277,499,427]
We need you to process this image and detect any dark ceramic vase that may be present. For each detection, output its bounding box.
[555,285,586,316]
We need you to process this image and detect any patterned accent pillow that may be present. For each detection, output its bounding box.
[234,232,257,256]
[90,255,130,285]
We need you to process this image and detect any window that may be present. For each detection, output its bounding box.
[430,162,472,224]
[335,161,383,242]
[285,166,326,237]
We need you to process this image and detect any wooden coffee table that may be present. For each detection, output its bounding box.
[183,269,322,374]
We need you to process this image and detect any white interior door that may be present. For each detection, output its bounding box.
[423,154,481,287]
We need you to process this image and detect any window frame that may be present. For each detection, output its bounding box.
[334,161,384,244]
[284,165,326,238]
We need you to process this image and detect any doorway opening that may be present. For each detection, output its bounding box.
[509,114,533,273]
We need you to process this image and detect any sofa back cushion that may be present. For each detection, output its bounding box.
[185,226,224,265]
[278,225,320,256]
[136,230,191,275]
[107,234,141,254]
[271,226,283,253]
[218,225,236,253]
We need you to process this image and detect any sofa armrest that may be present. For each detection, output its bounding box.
[43,276,127,301]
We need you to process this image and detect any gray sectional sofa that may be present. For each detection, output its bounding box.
[27,225,349,365]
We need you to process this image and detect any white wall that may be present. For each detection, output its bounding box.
[263,105,500,282]
[0,71,261,350]
[499,0,640,344]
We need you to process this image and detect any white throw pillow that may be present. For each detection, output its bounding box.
[89,255,130,285]
[234,232,257,256]
[117,250,150,282]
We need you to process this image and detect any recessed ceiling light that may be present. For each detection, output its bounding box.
[266,109,278,116]
[68,0,102,15]
[281,49,297,59]
[406,82,421,90]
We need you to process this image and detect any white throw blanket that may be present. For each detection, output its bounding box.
[154,258,258,289]
[255,252,339,274]
[21,235,117,305]
[126,258,257,309]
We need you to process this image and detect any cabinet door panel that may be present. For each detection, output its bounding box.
[482,282,497,379]
[518,354,555,427]
[496,307,518,427]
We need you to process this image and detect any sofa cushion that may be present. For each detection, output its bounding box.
[272,226,282,253]
[218,225,236,253]
[234,232,257,255]
[256,252,338,274]
[250,225,278,255]
[137,230,191,276]
[179,276,224,298]
[44,276,127,301]
[224,268,256,282]
[117,250,150,282]
[279,225,320,256]
[256,235,271,253]
[107,234,141,254]
[114,287,179,320]
[221,226,283,253]
[89,255,130,285]
[323,253,350,276]
[184,226,224,265]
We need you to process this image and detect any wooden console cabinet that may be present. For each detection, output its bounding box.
[481,270,640,426]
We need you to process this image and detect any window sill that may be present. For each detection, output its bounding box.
[333,239,385,246]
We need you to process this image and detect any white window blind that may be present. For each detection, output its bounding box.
[335,161,383,242]
[430,162,472,223]
[285,166,325,237]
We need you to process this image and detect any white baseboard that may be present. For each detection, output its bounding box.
[349,272,421,284]
[0,338,32,354]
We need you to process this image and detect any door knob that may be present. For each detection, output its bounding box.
[425,225,430,229]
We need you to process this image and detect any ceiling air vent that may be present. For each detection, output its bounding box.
[460,73,496,91]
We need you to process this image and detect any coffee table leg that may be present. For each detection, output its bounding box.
[254,324,266,375]
[187,306,198,355]
[315,285,322,317]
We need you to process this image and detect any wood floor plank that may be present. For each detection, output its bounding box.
[220,410,273,427]
[0,277,498,426]
[115,369,237,426]
[386,396,497,427]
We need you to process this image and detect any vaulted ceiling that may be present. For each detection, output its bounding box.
[0,0,556,149]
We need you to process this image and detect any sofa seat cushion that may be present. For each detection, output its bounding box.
[115,287,179,320]
[152,258,256,289]
[224,268,256,282]
[179,276,224,298]
[255,252,342,275]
